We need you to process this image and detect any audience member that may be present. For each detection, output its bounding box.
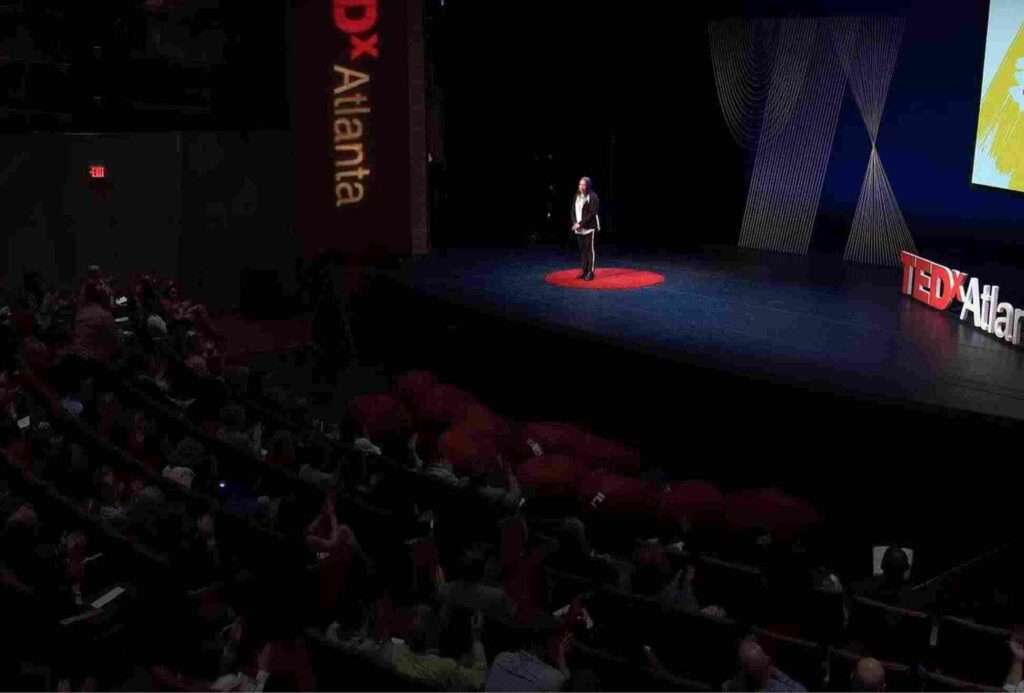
[70,282,120,364]
[723,637,807,692]
[485,624,571,691]
[851,656,886,692]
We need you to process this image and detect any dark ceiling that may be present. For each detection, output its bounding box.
[0,0,288,132]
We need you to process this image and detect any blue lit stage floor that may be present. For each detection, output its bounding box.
[374,244,1024,574]
[392,244,1024,425]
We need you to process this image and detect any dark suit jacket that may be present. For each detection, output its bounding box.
[570,192,600,232]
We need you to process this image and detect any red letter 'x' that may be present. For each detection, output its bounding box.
[351,33,379,60]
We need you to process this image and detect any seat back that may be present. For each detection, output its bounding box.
[694,556,766,623]
[826,647,916,692]
[935,616,1011,687]
[848,595,932,661]
[919,668,1003,693]
[751,627,825,691]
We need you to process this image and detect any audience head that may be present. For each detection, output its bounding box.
[7,503,39,533]
[556,516,589,557]
[170,437,206,470]
[197,512,216,539]
[81,281,106,307]
[851,657,886,692]
[880,546,910,585]
[146,313,168,338]
[453,546,488,583]
[737,638,774,688]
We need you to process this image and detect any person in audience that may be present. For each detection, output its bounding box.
[546,517,628,606]
[139,351,171,393]
[1005,636,1024,692]
[218,403,261,455]
[70,282,120,364]
[851,657,886,692]
[61,529,89,605]
[424,453,466,487]
[266,430,296,468]
[180,512,224,586]
[723,637,807,692]
[853,546,919,608]
[183,330,210,377]
[371,603,488,690]
[169,437,210,478]
[471,458,522,510]
[439,546,517,621]
[256,635,316,691]
[485,623,572,691]
[656,558,704,613]
[95,464,128,522]
[306,491,368,618]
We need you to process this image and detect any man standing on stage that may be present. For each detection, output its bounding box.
[570,176,599,281]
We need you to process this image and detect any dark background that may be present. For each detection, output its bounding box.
[1,0,1022,308]
[428,0,1024,267]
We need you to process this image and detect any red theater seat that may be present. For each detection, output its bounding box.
[437,424,501,475]
[523,422,642,473]
[577,435,643,474]
[394,370,438,410]
[417,384,477,426]
[578,470,661,519]
[522,422,591,455]
[348,393,412,440]
[457,403,513,438]
[495,427,538,465]
[515,455,588,500]
[659,481,726,530]
[724,488,820,542]
[456,404,538,464]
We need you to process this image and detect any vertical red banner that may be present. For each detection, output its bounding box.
[294,0,427,257]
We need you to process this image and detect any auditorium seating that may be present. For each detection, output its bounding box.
[2,269,1018,692]
[934,616,1013,687]
[825,647,916,692]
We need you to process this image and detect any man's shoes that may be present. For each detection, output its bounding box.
[584,272,595,281]
[577,273,586,279]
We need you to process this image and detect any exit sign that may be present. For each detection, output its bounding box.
[89,164,106,179]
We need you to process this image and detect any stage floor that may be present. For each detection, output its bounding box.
[394,244,1024,425]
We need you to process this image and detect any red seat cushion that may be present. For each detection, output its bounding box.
[523,422,642,473]
[437,424,501,475]
[576,435,643,474]
[348,393,412,440]
[522,422,591,455]
[724,488,821,543]
[394,370,438,410]
[578,470,661,519]
[457,403,514,438]
[417,384,477,426]
[659,480,726,530]
[515,455,588,500]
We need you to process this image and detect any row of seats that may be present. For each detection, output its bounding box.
[10,269,1016,691]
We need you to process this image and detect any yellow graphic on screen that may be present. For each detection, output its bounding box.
[977,24,1024,192]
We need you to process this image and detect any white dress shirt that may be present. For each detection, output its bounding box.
[575,194,594,235]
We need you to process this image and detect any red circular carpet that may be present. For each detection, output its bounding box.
[544,267,666,290]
